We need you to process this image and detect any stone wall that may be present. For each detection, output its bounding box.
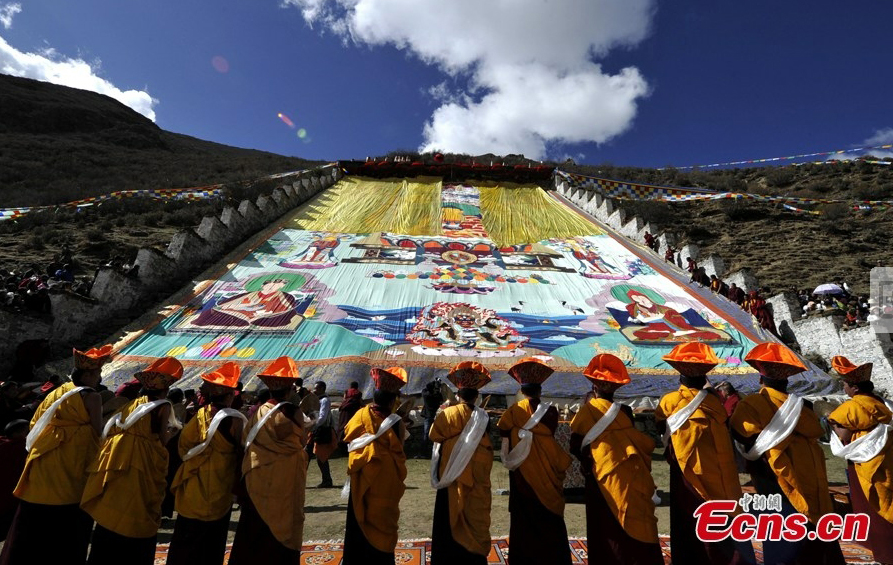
[0,165,342,375]
[554,176,893,395]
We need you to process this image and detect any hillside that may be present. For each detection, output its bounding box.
[561,162,893,295]
[0,73,322,281]
[0,73,320,207]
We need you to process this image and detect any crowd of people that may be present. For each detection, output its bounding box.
[795,286,875,329]
[0,247,142,316]
[642,233,884,337]
[643,233,782,338]
[0,340,890,565]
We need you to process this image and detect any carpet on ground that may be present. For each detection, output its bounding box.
[152,536,876,564]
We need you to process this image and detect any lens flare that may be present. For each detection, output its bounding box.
[211,56,229,73]
[277,113,295,128]
[297,128,307,139]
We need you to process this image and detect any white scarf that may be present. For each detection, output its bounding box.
[581,402,621,448]
[102,399,172,441]
[430,406,489,489]
[736,394,804,461]
[26,386,86,452]
[830,424,890,463]
[662,390,708,447]
[244,402,289,449]
[182,408,248,461]
[340,413,402,499]
[501,401,551,471]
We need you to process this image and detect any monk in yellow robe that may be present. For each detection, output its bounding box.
[167,362,246,565]
[497,358,572,565]
[430,361,493,565]
[229,356,307,565]
[569,354,663,565]
[827,355,893,565]
[655,342,752,564]
[81,356,182,565]
[342,367,408,565]
[729,343,844,565]
[0,346,110,565]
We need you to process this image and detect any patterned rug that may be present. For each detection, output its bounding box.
[154,536,877,564]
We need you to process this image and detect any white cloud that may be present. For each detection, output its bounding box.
[0,15,158,121]
[865,127,893,146]
[827,127,893,161]
[0,3,20,30]
[283,0,654,159]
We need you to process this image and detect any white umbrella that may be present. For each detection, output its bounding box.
[813,283,844,295]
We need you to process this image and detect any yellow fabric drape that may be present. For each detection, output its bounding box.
[14,382,99,505]
[80,396,168,538]
[654,386,742,503]
[478,184,603,246]
[429,403,493,556]
[343,405,407,553]
[730,386,834,524]
[242,401,307,550]
[171,405,240,521]
[569,398,659,543]
[298,176,443,235]
[828,395,893,523]
[496,399,571,516]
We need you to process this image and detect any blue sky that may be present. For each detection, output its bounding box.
[1,1,891,167]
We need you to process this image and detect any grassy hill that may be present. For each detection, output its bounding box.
[0,73,320,207]
[560,161,893,295]
[0,73,322,279]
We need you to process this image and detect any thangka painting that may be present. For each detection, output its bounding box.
[106,177,830,397]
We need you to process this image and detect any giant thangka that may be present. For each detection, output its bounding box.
[104,176,835,397]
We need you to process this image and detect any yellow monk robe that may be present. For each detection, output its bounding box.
[242,402,307,550]
[828,395,893,523]
[14,382,99,505]
[496,399,571,516]
[569,398,659,543]
[343,405,407,553]
[430,403,493,556]
[171,405,239,521]
[654,387,742,502]
[730,386,834,523]
[80,396,168,538]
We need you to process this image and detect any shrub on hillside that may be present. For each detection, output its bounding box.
[819,203,851,221]
[765,168,796,187]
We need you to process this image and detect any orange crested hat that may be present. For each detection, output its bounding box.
[447,361,491,390]
[371,367,407,393]
[745,343,807,380]
[508,357,554,385]
[134,357,183,390]
[583,354,631,385]
[662,343,721,378]
[831,356,873,384]
[256,356,299,390]
[201,362,241,389]
[73,345,114,371]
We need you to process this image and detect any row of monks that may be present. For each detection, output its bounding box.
[0,340,890,565]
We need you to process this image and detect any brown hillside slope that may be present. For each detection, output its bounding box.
[0,73,320,207]
[563,162,893,295]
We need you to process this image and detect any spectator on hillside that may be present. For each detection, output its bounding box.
[727,283,745,306]
[644,231,655,250]
[55,264,74,282]
[686,256,697,273]
[664,247,675,263]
